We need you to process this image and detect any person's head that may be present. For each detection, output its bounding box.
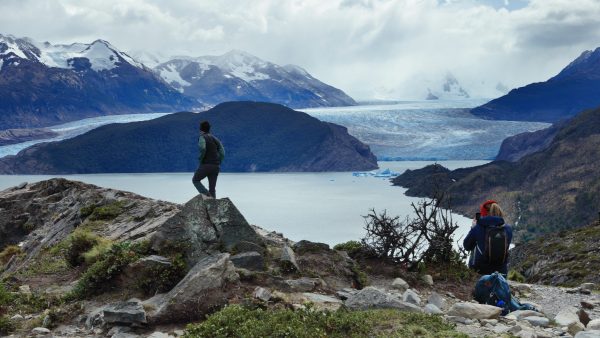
[487,203,504,218]
[200,121,210,133]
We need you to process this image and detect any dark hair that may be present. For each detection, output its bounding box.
[200,121,210,133]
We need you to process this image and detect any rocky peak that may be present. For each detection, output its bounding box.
[553,47,600,81]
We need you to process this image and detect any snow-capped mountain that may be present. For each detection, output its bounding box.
[154,50,356,108]
[425,73,470,100]
[0,34,195,130]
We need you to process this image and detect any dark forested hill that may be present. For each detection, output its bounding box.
[0,101,378,173]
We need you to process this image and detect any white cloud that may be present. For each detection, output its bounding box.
[1,0,599,99]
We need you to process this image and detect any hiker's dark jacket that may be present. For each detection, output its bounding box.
[198,132,225,165]
[463,216,513,275]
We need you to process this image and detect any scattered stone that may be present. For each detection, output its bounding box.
[18,284,31,294]
[580,283,595,292]
[301,293,343,311]
[424,304,443,314]
[446,291,456,298]
[581,300,595,310]
[492,323,510,334]
[292,240,330,254]
[447,302,502,319]
[569,321,585,336]
[587,318,600,330]
[344,286,421,312]
[508,324,524,334]
[230,251,265,271]
[336,288,357,300]
[111,333,139,338]
[575,331,600,338]
[402,289,421,306]
[279,246,300,273]
[103,299,147,325]
[147,332,173,338]
[10,314,24,321]
[107,326,132,336]
[555,307,581,327]
[515,330,537,338]
[427,292,446,310]
[391,278,409,292]
[446,316,475,325]
[284,277,323,292]
[481,319,498,325]
[253,287,272,302]
[144,253,239,324]
[173,330,185,337]
[522,316,550,327]
[577,308,591,326]
[509,310,545,320]
[421,274,434,286]
[31,327,51,335]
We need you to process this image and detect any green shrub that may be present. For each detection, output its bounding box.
[63,229,102,267]
[333,241,365,258]
[508,269,526,283]
[137,254,187,295]
[0,282,13,307]
[67,241,149,300]
[184,305,466,338]
[81,201,125,221]
[0,245,22,265]
[0,315,15,336]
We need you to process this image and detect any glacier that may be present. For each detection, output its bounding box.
[0,99,550,161]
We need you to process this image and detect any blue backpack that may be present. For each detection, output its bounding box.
[473,272,537,315]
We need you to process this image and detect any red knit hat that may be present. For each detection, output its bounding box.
[480,199,497,217]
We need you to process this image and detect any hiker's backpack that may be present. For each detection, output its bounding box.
[485,225,508,265]
[473,272,537,315]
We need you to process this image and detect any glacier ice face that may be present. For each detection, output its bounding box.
[304,100,550,160]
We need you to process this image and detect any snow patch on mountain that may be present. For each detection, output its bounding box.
[0,34,142,71]
[158,63,191,91]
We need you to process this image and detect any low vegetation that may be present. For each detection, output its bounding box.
[0,245,22,265]
[184,305,467,338]
[80,200,125,221]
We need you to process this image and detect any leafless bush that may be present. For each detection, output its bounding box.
[361,191,466,265]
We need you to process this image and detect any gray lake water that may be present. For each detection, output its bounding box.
[0,160,486,247]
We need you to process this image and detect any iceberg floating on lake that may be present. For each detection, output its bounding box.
[352,168,399,178]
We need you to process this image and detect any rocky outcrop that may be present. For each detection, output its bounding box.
[143,253,239,324]
[0,102,378,174]
[495,121,564,162]
[0,128,58,146]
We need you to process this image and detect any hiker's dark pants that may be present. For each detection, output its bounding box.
[192,164,220,198]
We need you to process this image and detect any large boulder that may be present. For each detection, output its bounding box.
[554,307,581,327]
[447,302,502,319]
[230,251,265,271]
[143,253,239,324]
[150,196,264,266]
[344,286,421,312]
[103,300,147,326]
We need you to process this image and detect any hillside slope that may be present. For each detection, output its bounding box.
[0,101,378,174]
[472,47,600,122]
[393,106,600,240]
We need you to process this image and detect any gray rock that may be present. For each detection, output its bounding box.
[336,289,356,300]
[422,274,434,286]
[492,323,510,334]
[555,307,581,327]
[292,240,330,254]
[447,302,502,319]
[424,304,442,314]
[230,251,264,271]
[144,253,239,324]
[580,283,595,292]
[147,332,173,338]
[10,314,24,321]
[284,277,323,292]
[522,316,550,327]
[427,292,446,310]
[587,319,600,330]
[31,327,51,335]
[253,287,272,302]
[391,278,409,292]
[446,316,475,325]
[122,255,174,289]
[107,326,132,336]
[569,321,586,336]
[402,289,421,306]
[18,284,31,294]
[575,331,600,338]
[111,333,140,338]
[344,286,421,312]
[150,196,263,266]
[509,310,545,320]
[280,245,300,273]
[508,324,524,334]
[103,299,147,325]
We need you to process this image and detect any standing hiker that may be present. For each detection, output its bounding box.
[463,200,513,276]
[192,121,225,198]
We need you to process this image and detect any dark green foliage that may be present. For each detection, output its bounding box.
[0,282,13,308]
[184,305,466,338]
[333,241,364,257]
[137,254,187,295]
[508,270,526,283]
[0,315,15,335]
[63,229,102,267]
[67,241,150,300]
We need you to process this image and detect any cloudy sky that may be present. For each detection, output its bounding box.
[2,0,600,99]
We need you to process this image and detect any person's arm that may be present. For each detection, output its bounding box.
[217,138,225,162]
[198,136,206,161]
[463,226,477,251]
